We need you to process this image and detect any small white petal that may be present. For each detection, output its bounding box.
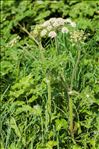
[48,31,57,38]
[56,18,65,26]
[53,22,60,27]
[42,21,50,27]
[65,18,72,23]
[61,27,69,33]
[47,25,52,31]
[49,18,56,23]
[40,29,47,37]
[70,22,76,27]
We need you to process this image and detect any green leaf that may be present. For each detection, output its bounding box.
[55,119,68,131]
[15,105,33,115]
[9,117,21,138]
[35,11,51,21]
[46,141,57,148]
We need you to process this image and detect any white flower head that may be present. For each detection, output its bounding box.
[53,21,60,28]
[61,27,69,33]
[65,18,72,24]
[47,25,52,31]
[40,29,47,37]
[42,20,50,27]
[65,18,76,27]
[48,31,57,38]
[70,22,76,27]
[49,18,56,23]
[52,18,65,27]
[57,18,65,26]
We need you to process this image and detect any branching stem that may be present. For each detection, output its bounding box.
[18,23,44,61]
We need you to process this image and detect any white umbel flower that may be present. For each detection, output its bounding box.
[65,18,72,24]
[70,22,76,27]
[40,29,47,37]
[57,18,65,26]
[52,18,65,27]
[49,18,56,23]
[61,27,69,33]
[42,20,50,27]
[53,21,60,28]
[47,25,52,31]
[65,18,76,27]
[48,31,57,38]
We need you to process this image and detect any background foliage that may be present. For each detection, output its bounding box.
[0,0,99,149]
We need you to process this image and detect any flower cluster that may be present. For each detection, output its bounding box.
[32,17,76,39]
[7,35,20,47]
[70,30,86,43]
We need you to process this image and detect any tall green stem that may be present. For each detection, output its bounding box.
[69,97,73,136]
[45,75,51,135]
[55,37,58,55]
[69,48,81,136]
[70,49,81,91]
[47,76,51,116]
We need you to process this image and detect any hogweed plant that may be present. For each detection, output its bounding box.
[18,17,91,147]
[31,18,86,142]
[32,17,77,137]
[1,16,99,149]
[33,18,86,138]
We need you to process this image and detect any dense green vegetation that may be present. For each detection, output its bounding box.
[0,0,99,149]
